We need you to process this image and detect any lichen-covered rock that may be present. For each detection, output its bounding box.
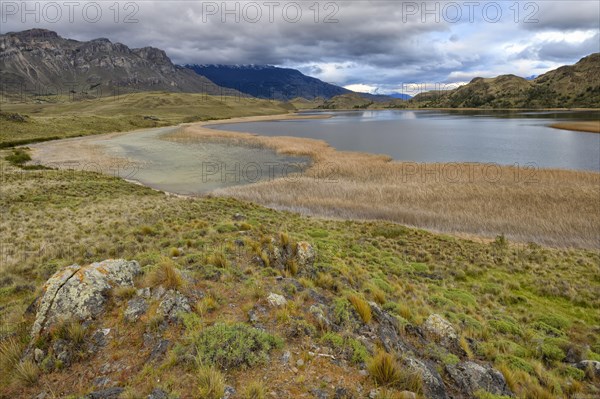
[423,314,458,342]
[158,290,191,321]
[446,361,513,397]
[124,297,148,322]
[309,304,331,330]
[403,357,448,399]
[84,387,124,399]
[370,302,413,354]
[147,388,169,399]
[32,259,140,336]
[422,314,463,354]
[267,292,287,307]
[296,241,316,268]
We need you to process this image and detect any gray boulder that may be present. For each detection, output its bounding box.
[296,241,316,272]
[446,361,513,397]
[403,357,448,399]
[124,297,148,322]
[267,292,287,307]
[147,388,169,399]
[84,387,124,399]
[423,314,463,355]
[370,302,413,353]
[575,360,600,378]
[309,304,331,330]
[423,314,457,340]
[158,290,191,321]
[32,260,140,336]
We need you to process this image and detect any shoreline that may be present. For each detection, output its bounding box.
[26,112,600,249]
[549,121,600,133]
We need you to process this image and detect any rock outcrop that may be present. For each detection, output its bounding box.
[31,259,140,336]
[446,361,513,397]
[0,29,238,98]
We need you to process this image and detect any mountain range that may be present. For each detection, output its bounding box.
[0,29,369,102]
[1,29,597,109]
[185,64,351,100]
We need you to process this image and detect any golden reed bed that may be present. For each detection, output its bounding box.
[167,117,600,249]
[550,121,600,133]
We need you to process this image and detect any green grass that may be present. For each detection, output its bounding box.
[0,92,293,147]
[0,152,599,397]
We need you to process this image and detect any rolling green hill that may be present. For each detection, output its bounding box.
[412,53,600,109]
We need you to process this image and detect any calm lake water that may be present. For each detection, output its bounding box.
[211,110,600,171]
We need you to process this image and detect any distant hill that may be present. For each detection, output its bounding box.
[316,93,407,110]
[411,53,600,108]
[185,64,352,100]
[0,29,237,99]
[388,93,413,100]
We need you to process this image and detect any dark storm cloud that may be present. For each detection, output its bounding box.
[521,1,600,31]
[537,33,600,61]
[1,1,598,90]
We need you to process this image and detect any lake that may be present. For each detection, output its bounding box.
[211,110,600,171]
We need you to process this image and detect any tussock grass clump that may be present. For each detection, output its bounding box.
[147,258,184,289]
[348,293,372,323]
[195,296,219,316]
[194,323,282,369]
[51,319,86,346]
[207,252,229,268]
[0,338,23,377]
[5,148,31,166]
[243,380,266,399]
[14,360,40,386]
[197,365,226,399]
[368,351,401,386]
[285,259,299,276]
[368,352,423,392]
[113,285,137,300]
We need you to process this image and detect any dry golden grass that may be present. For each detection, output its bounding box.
[348,294,372,324]
[146,258,185,289]
[170,122,600,248]
[368,351,402,386]
[550,121,600,133]
[197,365,226,399]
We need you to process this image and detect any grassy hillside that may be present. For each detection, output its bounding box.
[412,53,600,109]
[0,92,294,147]
[1,151,599,398]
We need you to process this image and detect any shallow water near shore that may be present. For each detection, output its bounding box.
[211,110,600,171]
[77,126,310,195]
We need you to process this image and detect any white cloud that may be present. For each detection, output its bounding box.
[343,84,378,94]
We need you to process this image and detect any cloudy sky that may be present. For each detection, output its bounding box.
[1,1,599,94]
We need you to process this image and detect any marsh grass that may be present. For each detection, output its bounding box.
[174,124,600,248]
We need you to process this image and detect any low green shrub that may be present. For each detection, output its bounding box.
[194,323,282,369]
